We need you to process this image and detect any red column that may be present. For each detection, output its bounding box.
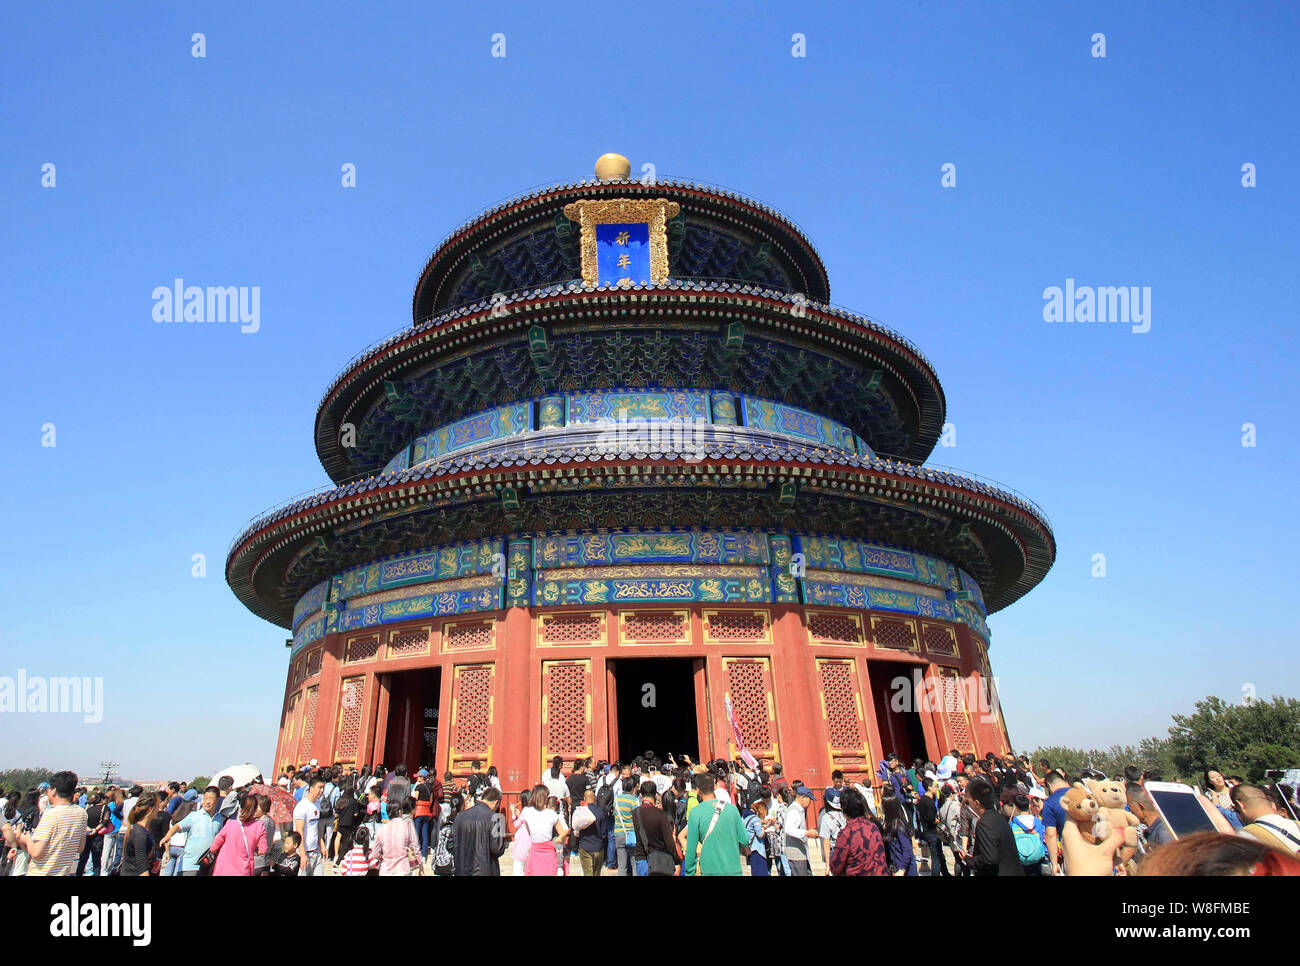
[495,606,535,794]
[769,603,826,792]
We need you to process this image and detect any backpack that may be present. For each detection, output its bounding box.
[318,784,336,819]
[469,773,492,800]
[594,782,615,817]
[1010,817,1046,865]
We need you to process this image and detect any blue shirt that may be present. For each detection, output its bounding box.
[177,808,220,871]
[1041,787,1069,835]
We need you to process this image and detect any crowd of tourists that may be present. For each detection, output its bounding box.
[3,752,1298,877]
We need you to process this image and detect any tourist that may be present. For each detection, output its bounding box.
[1231,784,1300,856]
[215,776,238,829]
[914,778,946,876]
[612,775,639,875]
[433,792,462,875]
[881,788,917,875]
[1125,782,1171,853]
[318,768,339,859]
[453,786,506,876]
[269,831,302,876]
[340,825,372,876]
[293,776,324,876]
[119,794,158,876]
[542,756,570,812]
[208,794,267,876]
[817,791,846,871]
[741,794,770,876]
[370,796,421,876]
[412,773,436,861]
[517,784,567,876]
[828,786,887,876]
[160,786,220,875]
[964,778,1024,876]
[78,792,105,876]
[684,773,749,876]
[98,787,124,875]
[1039,770,1070,875]
[572,788,607,876]
[782,784,819,876]
[632,782,678,876]
[1203,768,1234,810]
[937,783,962,874]
[1006,792,1047,875]
[2,771,86,876]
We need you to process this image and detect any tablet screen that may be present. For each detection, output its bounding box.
[1149,788,1218,837]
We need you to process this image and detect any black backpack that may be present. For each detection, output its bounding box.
[594,781,615,817]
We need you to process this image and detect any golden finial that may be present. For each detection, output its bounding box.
[594,153,631,181]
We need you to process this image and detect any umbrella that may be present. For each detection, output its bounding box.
[248,783,297,825]
[209,763,263,790]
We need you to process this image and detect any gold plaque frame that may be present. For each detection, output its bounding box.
[562,198,680,286]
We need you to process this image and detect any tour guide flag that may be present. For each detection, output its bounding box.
[725,695,760,769]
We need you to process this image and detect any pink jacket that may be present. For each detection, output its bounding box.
[211,818,267,876]
[370,817,420,875]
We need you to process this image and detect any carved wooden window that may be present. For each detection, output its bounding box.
[703,610,771,643]
[807,611,865,646]
[871,616,918,651]
[541,660,592,769]
[334,675,367,762]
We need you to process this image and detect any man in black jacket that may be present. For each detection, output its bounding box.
[452,787,506,876]
[966,778,1024,876]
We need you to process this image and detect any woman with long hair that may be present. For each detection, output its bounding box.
[333,778,361,862]
[518,784,568,876]
[208,792,267,876]
[120,794,159,876]
[1203,768,1233,809]
[881,788,917,876]
[433,792,463,875]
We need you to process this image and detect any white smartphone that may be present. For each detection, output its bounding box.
[1144,781,1232,838]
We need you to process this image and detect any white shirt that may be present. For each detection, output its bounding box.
[520,807,560,843]
[1239,815,1300,855]
[293,797,320,852]
[783,802,808,841]
[541,773,569,801]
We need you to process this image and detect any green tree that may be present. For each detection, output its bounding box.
[1167,696,1300,781]
[0,767,56,793]
[189,776,210,791]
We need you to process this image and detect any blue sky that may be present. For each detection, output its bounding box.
[2,1,1297,780]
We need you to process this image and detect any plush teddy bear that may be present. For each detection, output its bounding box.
[1087,778,1140,858]
[1062,786,1101,845]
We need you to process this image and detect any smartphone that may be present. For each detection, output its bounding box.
[1144,781,1232,838]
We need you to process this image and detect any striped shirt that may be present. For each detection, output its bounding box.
[614,793,638,834]
[340,846,371,876]
[28,803,87,876]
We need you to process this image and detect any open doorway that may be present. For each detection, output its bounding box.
[609,658,701,765]
[382,667,442,773]
[865,660,929,766]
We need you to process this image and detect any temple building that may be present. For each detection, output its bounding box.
[226,154,1055,791]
